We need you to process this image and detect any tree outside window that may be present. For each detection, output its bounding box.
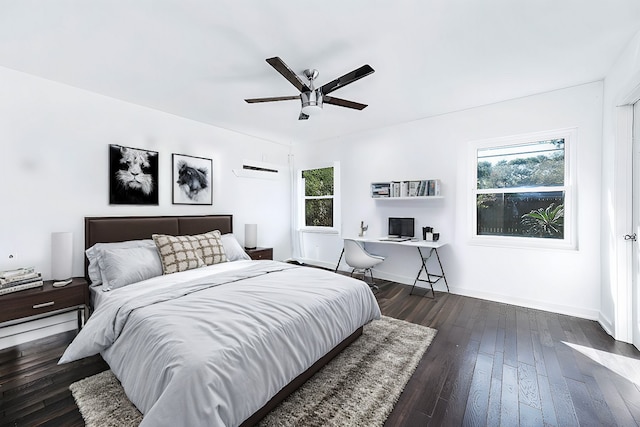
[472,130,575,247]
[302,167,334,227]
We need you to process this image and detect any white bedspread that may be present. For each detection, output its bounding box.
[60,260,381,427]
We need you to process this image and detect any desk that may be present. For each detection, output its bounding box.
[335,237,450,298]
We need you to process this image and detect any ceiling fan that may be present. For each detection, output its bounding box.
[245,57,375,120]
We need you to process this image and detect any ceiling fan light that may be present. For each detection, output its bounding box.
[301,104,322,115]
[301,90,323,115]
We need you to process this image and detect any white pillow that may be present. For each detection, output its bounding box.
[85,239,155,286]
[221,233,251,261]
[98,246,163,291]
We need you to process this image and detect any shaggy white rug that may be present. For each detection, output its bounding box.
[70,316,436,427]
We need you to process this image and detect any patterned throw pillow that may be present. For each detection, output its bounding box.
[194,230,227,266]
[152,231,227,275]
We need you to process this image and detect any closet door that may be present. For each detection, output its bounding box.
[632,101,640,350]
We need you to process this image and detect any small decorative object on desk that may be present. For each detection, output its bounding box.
[359,221,368,237]
[422,227,439,241]
[0,267,44,295]
[422,227,433,241]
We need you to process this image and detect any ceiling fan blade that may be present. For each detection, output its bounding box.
[266,57,311,93]
[298,112,309,120]
[320,64,374,95]
[323,96,368,110]
[245,95,299,103]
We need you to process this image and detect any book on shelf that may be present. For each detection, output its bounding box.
[0,273,42,289]
[409,181,419,197]
[399,181,409,197]
[371,179,441,198]
[0,280,44,296]
[427,179,441,196]
[371,182,391,198]
[390,181,399,197]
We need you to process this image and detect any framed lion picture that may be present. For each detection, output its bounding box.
[172,153,213,205]
[109,144,159,205]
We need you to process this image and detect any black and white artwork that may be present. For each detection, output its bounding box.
[109,144,159,205]
[172,153,213,205]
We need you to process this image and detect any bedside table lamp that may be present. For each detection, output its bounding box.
[51,231,73,281]
[245,224,257,250]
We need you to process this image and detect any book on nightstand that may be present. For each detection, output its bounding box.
[0,267,44,295]
[0,280,44,295]
[0,267,35,281]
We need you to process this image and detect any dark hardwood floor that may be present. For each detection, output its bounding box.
[379,283,640,427]
[1,281,640,426]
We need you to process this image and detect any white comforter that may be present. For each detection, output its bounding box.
[60,260,381,427]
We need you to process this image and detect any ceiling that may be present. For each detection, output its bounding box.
[1,1,640,144]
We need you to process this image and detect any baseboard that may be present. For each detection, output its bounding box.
[302,259,599,321]
[449,286,599,320]
[0,313,77,350]
[369,270,423,287]
[597,312,615,338]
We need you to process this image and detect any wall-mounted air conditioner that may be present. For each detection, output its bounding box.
[232,159,282,180]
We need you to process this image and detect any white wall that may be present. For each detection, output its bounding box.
[600,29,640,340]
[0,63,614,347]
[0,66,292,348]
[294,81,603,320]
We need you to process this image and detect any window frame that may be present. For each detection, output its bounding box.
[298,162,341,234]
[468,128,577,250]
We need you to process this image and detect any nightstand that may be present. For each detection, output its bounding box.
[245,247,273,260]
[0,277,89,330]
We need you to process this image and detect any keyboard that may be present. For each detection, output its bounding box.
[379,237,411,242]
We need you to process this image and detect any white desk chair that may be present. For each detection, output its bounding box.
[343,239,385,290]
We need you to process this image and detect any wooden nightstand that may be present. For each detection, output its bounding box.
[245,247,273,260]
[0,277,89,330]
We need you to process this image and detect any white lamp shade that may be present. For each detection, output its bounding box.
[245,224,257,249]
[51,232,73,280]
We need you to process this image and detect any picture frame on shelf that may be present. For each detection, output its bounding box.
[109,144,159,205]
[172,153,213,205]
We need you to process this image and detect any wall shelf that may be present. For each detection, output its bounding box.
[373,196,443,200]
[371,179,441,199]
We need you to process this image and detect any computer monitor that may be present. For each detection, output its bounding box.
[388,217,415,237]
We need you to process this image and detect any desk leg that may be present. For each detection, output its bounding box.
[334,248,345,273]
[411,247,435,298]
[434,248,450,292]
[411,247,449,298]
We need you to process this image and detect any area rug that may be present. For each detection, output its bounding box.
[70,316,437,427]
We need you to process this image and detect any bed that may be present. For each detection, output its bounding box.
[59,215,381,427]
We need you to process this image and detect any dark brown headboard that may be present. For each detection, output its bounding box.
[84,215,233,278]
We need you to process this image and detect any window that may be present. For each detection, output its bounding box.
[300,163,340,231]
[470,129,576,248]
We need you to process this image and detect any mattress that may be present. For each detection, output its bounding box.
[61,260,381,426]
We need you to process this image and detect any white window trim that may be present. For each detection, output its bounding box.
[298,161,341,234]
[468,128,578,250]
